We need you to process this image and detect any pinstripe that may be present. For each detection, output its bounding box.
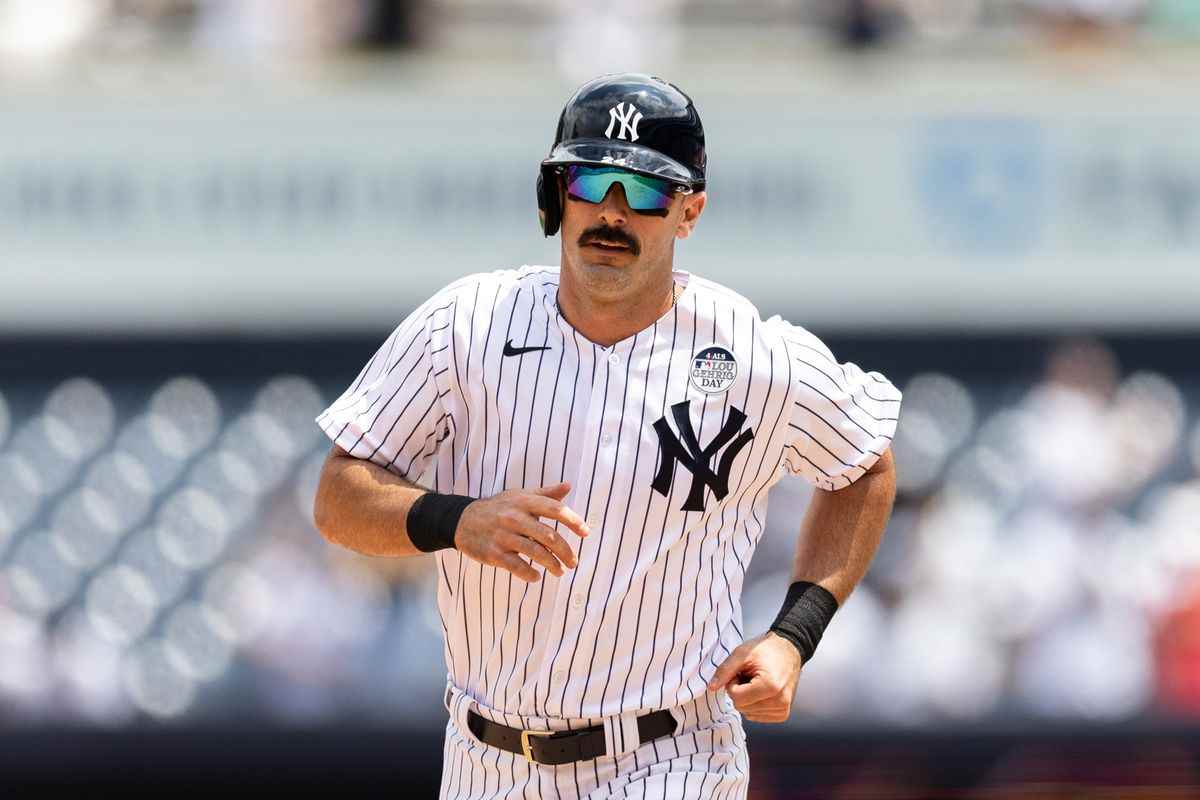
[711,725,735,800]
[792,355,900,419]
[438,559,456,682]
[318,266,899,799]
[495,752,518,800]
[439,721,453,797]
[569,717,584,796]
[785,420,865,470]
[448,286,478,689]
[780,332,901,399]
[618,298,680,709]
[347,368,424,454]
[520,749,534,800]
[791,399,872,455]
[784,443,837,480]
[714,315,761,644]
[563,340,602,716]
[778,334,837,368]
[503,303,555,711]
[479,287,523,699]
[639,291,698,709]
[693,305,746,678]
[594,319,660,716]
[668,300,724,702]
[492,290,535,707]
[446,720,466,799]
[474,285,502,696]
[443,725,459,799]
[557,331,629,718]
[398,407,449,475]
[445,296,462,486]
[464,738,477,799]
[328,304,431,418]
[332,350,421,451]
[359,368,432,460]
[461,281,481,489]
[746,346,792,539]
[543,335,607,716]
[521,304,570,715]
[533,311,583,718]
[478,746,497,800]
[796,373,898,428]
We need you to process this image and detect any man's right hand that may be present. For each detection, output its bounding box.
[452,482,590,582]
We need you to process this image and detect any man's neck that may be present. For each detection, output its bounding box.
[556,269,677,348]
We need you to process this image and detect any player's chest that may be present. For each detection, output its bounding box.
[468,333,759,432]
[454,334,785,513]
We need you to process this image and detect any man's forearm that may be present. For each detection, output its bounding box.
[789,450,897,604]
[312,447,432,557]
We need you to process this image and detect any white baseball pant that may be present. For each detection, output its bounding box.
[439,682,751,799]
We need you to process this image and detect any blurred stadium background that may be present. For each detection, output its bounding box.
[2,0,1200,796]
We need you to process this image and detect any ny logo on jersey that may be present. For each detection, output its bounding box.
[651,401,755,512]
[605,102,643,142]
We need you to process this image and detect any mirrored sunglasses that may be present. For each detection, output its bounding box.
[563,165,691,216]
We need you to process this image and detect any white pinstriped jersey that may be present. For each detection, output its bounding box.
[316,265,901,722]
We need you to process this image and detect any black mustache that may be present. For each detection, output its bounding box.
[580,227,640,255]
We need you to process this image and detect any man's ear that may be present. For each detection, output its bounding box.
[675,191,706,240]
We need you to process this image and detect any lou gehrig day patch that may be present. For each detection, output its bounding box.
[690,345,738,394]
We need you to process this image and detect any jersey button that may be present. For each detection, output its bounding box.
[553,670,565,684]
[572,593,585,609]
[601,434,612,445]
[607,353,619,366]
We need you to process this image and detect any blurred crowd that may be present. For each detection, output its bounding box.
[0,0,420,65]
[0,336,1197,727]
[826,0,1199,49]
[2,0,1199,74]
[772,337,1200,725]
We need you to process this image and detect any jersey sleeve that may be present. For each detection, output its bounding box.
[315,294,454,481]
[770,317,902,491]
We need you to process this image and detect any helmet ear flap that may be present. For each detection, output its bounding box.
[536,167,561,237]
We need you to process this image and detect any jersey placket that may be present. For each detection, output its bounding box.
[542,333,625,715]
[569,331,650,718]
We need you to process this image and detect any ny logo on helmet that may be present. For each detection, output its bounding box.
[651,401,755,512]
[605,102,643,142]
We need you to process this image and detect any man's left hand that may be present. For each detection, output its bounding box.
[707,631,803,723]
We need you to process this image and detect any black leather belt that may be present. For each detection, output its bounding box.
[464,707,677,765]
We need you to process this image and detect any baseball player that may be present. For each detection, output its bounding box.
[312,73,901,799]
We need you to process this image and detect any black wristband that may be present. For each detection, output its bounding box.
[768,581,839,664]
[406,492,476,553]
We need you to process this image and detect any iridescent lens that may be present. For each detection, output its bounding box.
[565,165,675,213]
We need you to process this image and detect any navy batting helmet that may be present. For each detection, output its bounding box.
[536,73,707,237]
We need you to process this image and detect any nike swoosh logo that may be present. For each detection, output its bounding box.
[503,339,551,357]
